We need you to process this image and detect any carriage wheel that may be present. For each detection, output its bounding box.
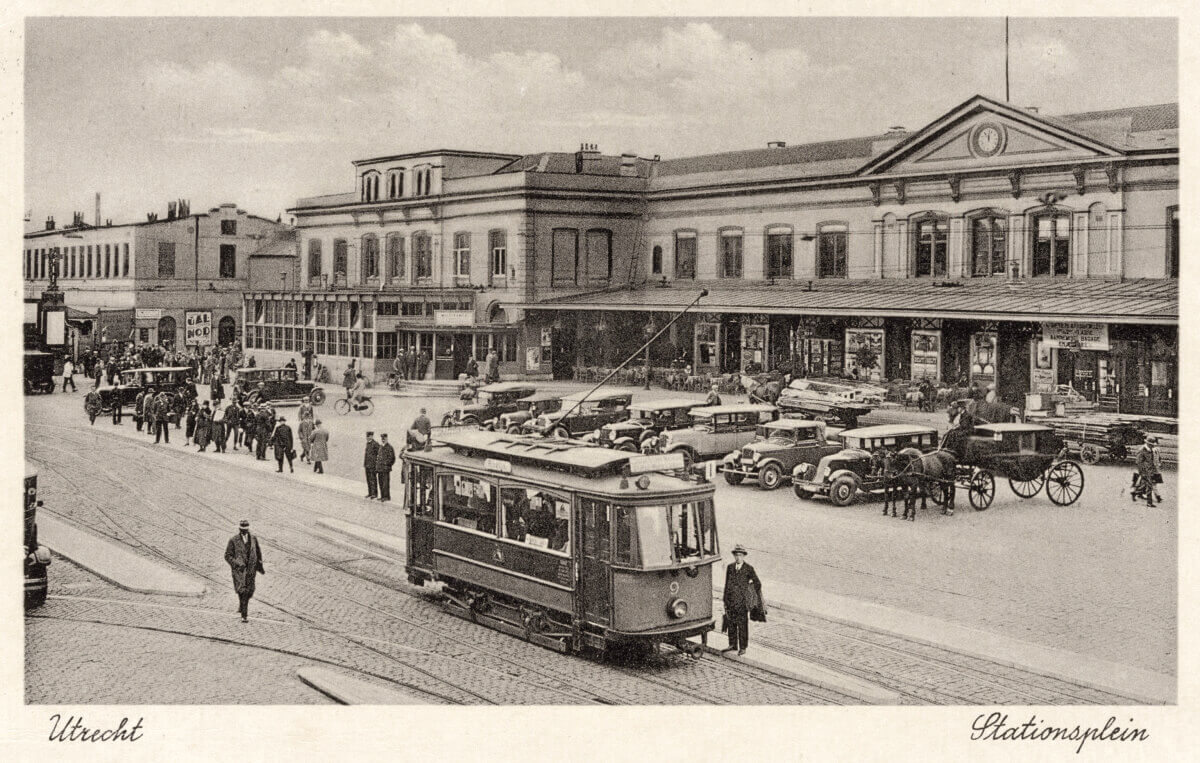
[1045,461,1085,506]
[928,481,951,507]
[1079,444,1102,465]
[1008,473,1046,499]
[968,470,995,511]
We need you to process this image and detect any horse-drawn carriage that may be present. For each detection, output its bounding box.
[921,423,1085,512]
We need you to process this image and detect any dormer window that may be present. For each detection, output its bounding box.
[361,171,381,202]
[387,169,405,199]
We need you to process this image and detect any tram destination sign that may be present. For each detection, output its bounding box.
[628,453,686,474]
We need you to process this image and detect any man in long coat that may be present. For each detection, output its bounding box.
[309,420,329,474]
[224,519,265,622]
[256,407,272,461]
[133,389,146,431]
[722,544,763,656]
[417,349,430,381]
[297,415,314,463]
[363,432,380,498]
[1134,435,1164,507]
[271,416,294,473]
[376,433,396,502]
[211,401,228,453]
[484,348,499,383]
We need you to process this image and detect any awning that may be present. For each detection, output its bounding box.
[508,278,1177,325]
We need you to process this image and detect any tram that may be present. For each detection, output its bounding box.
[403,429,720,655]
[25,462,51,608]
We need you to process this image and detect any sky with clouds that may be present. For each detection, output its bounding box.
[25,16,1176,226]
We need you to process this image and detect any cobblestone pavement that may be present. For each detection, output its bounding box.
[26,392,1169,703]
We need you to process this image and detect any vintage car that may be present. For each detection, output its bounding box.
[233,367,326,405]
[522,390,633,439]
[776,377,884,428]
[654,403,780,467]
[97,366,197,411]
[594,399,705,451]
[23,350,56,394]
[487,392,564,433]
[441,382,536,427]
[791,424,940,505]
[721,418,843,490]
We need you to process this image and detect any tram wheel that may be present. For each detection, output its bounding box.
[757,463,783,490]
[968,470,995,511]
[1045,461,1085,506]
[1079,444,1102,465]
[1008,473,1046,499]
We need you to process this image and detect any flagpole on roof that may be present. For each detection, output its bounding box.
[1005,17,1011,102]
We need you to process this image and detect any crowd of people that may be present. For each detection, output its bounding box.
[61,341,248,391]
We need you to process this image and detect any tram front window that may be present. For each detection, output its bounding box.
[633,500,716,567]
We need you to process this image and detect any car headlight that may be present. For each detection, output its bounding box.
[750,451,761,462]
[33,546,51,565]
[668,598,688,619]
[593,429,601,440]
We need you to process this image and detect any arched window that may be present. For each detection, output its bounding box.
[817,221,848,278]
[413,232,432,279]
[910,213,949,277]
[308,239,323,281]
[361,234,379,281]
[765,225,793,279]
[651,245,663,275]
[1030,208,1071,276]
[122,244,130,277]
[386,233,405,281]
[388,169,404,199]
[719,228,743,278]
[157,316,177,348]
[361,171,380,202]
[333,239,348,279]
[969,211,1008,276]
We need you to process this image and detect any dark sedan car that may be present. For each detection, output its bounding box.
[595,399,704,451]
[233,367,326,405]
[721,418,843,490]
[442,382,536,427]
[522,391,633,439]
[97,367,196,411]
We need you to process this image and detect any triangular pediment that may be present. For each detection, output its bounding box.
[860,95,1123,177]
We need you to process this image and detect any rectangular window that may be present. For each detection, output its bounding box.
[1033,214,1070,276]
[157,242,176,278]
[1168,207,1179,278]
[971,217,1008,276]
[500,486,571,553]
[308,239,323,281]
[376,332,397,359]
[377,301,399,316]
[219,244,237,278]
[104,244,111,278]
[362,236,379,280]
[719,231,743,278]
[387,234,404,280]
[439,474,497,535]
[453,232,471,278]
[552,228,578,285]
[651,245,663,275]
[489,230,507,280]
[817,226,847,278]
[915,218,948,277]
[221,219,237,235]
[766,230,793,279]
[414,234,432,279]
[500,332,517,362]
[674,232,696,279]
[122,243,130,277]
[333,240,348,278]
[586,229,612,282]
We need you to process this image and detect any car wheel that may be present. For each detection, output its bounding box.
[757,463,783,491]
[723,471,745,485]
[616,441,638,452]
[310,389,326,405]
[506,425,522,435]
[441,413,455,427]
[793,486,815,500]
[552,427,570,440]
[461,416,478,428]
[829,475,858,506]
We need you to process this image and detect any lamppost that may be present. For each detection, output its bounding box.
[643,315,657,390]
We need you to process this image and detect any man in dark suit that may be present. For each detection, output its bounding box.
[271,416,294,473]
[364,431,380,499]
[722,544,762,656]
[224,519,265,622]
[376,433,396,502]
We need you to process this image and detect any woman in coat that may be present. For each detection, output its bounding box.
[308,420,329,474]
[184,398,199,444]
[194,402,213,452]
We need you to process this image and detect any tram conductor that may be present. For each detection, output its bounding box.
[722,544,763,656]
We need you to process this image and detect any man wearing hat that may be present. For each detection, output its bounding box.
[224,520,265,622]
[270,415,294,473]
[376,433,396,502]
[1134,435,1163,507]
[363,431,380,499]
[722,544,762,656]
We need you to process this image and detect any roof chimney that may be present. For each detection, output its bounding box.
[767,141,787,149]
[95,192,100,227]
[45,215,55,231]
[886,125,906,134]
[619,152,638,176]
[576,143,601,174]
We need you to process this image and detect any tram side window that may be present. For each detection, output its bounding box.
[581,498,610,561]
[439,474,497,534]
[501,486,570,553]
[698,499,717,556]
[614,506,636,566]
[408,464,435,517]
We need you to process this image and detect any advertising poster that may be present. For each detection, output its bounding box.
[185,311,213,345]
[844,327,884,382]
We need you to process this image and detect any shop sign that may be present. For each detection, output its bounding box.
[185,311,213,345]
[844,328,884,382]
[135,308,163,320]
[434,309,474,327]
[1041,322,1109,351]
[910,330,941,381]
[1031,367,1056,393]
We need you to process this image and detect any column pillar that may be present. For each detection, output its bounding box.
[1073,211,1089,278]
[1008,215,1024,277]
[1107,210,1125,278]
[872,221,884,279]
[949,216,965,277]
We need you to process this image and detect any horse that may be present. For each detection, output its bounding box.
[891,447,959,517]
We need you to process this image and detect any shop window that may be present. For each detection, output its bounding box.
[453,232,471,278]
[1032,211,1070,276]
[361,235,379,280]
[651,245,663,275]
[913,215,948,277]
[157,242,176,278]
[500,486,571,553]
[765,227,793,279]
[719,229,743,278]
[122,244,130,276]
[333,239,348,278]
[219,244,237,278]
[586,228,612,282]
[376,332,397,359]
[489,230,507,281]
[817,223,847,278]
[221,219,237,236]
[308,239,323,281]
[971,215,1007,276]
[386,233,405,280]
[501,332,517,362]
[439,474,497,535]
[1167,206,1179,278]
[674,231,696,279]
[377,301,399,316]
[552,228,579,285]
[413,232,432,279]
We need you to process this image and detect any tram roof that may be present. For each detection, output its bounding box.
[430,428,634,473]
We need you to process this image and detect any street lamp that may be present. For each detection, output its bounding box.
[643,315,657,390]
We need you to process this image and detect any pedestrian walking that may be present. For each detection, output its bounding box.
[255,408,271,461]
[152,392,170,444]
[84,389,101,425]
[484,348,499,383]
[298,395,314,424]
[395,348,408,381]
[465,355,479,380]
[298,414,314,463]
[271,416,294,473]
[93,360,105,390]
[417,348,431,381]
[310,420,329,473]
[110,391,123,425]
[195,401,213,452]
[228,401,243,450]
[224,519,265,623]
[1133,435,1164,507]
[405,347,418,381]
[184,398,199,444]
[211,401,228,453]
[211,376,225,407]
[376,434,396,502]
[364,431,380,498]
[722,544,763,656]
[133,390,146,431]
[61,358,77,392]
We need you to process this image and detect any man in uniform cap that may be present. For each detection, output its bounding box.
[224,520,265,622]
[722,544,762,656]
[376,433,396,502]
[364,431,380,499]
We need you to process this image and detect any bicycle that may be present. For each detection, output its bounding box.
[333,396,375,416]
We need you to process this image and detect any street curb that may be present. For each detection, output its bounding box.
[296,667,431,704]
[714,582,1175,705]
[38,513,207,597]
[698,644,902,704]
[316,517,407,560]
